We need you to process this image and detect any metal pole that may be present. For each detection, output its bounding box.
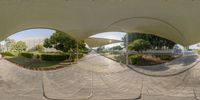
[126,33,129,65]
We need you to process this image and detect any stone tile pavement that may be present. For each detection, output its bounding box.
[0,52,200,100]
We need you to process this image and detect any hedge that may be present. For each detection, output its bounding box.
[157,55,173,60]
[78,53,84,58]
[41,54,70,61]
[198,50,200,55]
[129,54,142,65]
[1,52,15,57]
[70,53,84,59]
[21,52,34,58]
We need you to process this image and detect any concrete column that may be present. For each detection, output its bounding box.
[183,46,189,56]
[76,43,79,63]
[126,33,129,65]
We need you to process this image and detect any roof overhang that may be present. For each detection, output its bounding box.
[85,38,122,47]
[0,0,200,46]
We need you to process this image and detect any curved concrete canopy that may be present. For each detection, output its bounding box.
[85,38,122,47]
[0,0,200,46]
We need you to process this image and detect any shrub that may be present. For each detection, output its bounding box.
[129,54,142,65]
[36,54,40,59]
[1,52,15,57]
[82,51,89,54]
[78,53,84,59]
[41,54,70,61]
[158,55,173,60]
[10,41,27,53]
[35,45,44,52]
[198,49,200,55]
[21,52,34,58]
[68,53,84,59]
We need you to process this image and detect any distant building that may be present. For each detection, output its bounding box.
[0,38,15,52]
[0,44,6,52]
[20,38,58,52]
[21,38,44,51]
[0,37,58,52]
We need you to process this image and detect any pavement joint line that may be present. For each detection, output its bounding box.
[97,69,142,100]
[193,88,200,100]
[41,65,94,100]
[87,65,94,100]
[98,52,200,77]
[135,79,144,100]
[127,61,200,77]
[1,52,200,100]
[42,74,90,100]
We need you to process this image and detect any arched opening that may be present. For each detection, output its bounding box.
[85,31,199,74]
[0,28,89,71]
[81,31,127,73]
[126,32,199,77]
[128,32,181,66]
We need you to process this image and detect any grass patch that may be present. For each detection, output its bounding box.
[21,52,34,58]
[101,52,180,66]
[128,54,180,66]
[3,51,85,70]
[1,51,18,57]
[6,56,62,70]
[41,53,69,61]
[198,49,200,55]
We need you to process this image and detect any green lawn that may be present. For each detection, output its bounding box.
[6,56,63,70]
[2,51,85,70]
[101,52,180,66]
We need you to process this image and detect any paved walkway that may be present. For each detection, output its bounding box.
[0,52,200,100]
[129,55,199,76]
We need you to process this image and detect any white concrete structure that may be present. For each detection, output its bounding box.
[0,0,200,46]
[1,1,200,100]
[85,38,122,47]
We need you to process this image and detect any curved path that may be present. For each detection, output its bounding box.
[0,52,200,100]
[128,54,199,76]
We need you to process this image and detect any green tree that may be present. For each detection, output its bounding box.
[110,46,123,50]
[35,44,44,52]
[10,41,27,53]
[43,38,52,48]
[43,31,86,53]
[128,39,151,53]
[97,46,105,52]
[128,33,175,50]
[78,40,87,52]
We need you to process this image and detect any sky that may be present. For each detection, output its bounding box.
[90,32,126,48]
[0,29,55,45]
[8,29,55,40]
[1,28,199,49]
[1,29,126,48]
[6,29,126,41]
